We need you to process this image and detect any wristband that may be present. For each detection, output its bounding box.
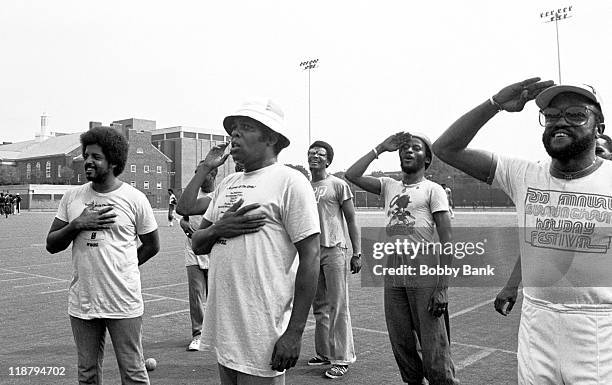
[372,148,379,159]
[353,253,362,258]
[489,96,503,112]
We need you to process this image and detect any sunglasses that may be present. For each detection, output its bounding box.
[539,106,598,127]
[307,150,327,157]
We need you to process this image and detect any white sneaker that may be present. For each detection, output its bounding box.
[187,336,201,351]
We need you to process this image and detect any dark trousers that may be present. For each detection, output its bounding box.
[384,286,459,385]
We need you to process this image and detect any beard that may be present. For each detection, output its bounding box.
[542,129,596,161]
[400,157,427,173]
[85,167,111,183]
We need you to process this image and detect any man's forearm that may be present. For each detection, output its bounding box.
[345,150,376,182]
[433,100,499,157]
[46,222,80,254]
[346,219,361,254]
[137,243,160,266]
[284,254,320,335]
[504,255,522,288]
[176,165,214,216]
[191,225,219,255]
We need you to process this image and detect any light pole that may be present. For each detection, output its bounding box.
[299,58,319,145]
[540,5,573,84]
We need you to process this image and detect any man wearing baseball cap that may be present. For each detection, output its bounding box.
[191,98,321,384]
[346,132,458,385]
[433,78,612,384]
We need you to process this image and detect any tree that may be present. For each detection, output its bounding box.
[284,164,310,180]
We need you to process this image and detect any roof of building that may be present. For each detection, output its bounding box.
[0,132,82,161]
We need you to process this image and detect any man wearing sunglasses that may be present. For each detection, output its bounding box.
[433,78,612,384]
[306,141,360,379]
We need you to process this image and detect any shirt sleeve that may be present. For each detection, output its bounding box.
[55,189,71,223]
[493,154,531,202]
[379,177,392,201]
[135,192,158,235]
[203,185,221,223]
[429,183,449,214]
[282,173,321,243]
[336,178,354,203]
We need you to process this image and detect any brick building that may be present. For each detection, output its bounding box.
[150,126,235,192]
[0,116,238,209]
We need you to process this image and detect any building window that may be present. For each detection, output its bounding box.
[131,181,136,187]
[57,165,62,177]
[156,195,161,206]
[36,162,41,177]
[45,162,51,178]
[26,163,31,179]
[144,165,149,173]
[156,182,162,189]
[136,147,144,154]
[131,165,136,172]
[156,166,162,173]
[144,181,149,189]
[77,174,81,183]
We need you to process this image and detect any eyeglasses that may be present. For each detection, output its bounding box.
[307,150,327,157]
[539,106,598,127]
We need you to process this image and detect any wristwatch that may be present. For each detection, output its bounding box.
[352,253,362,258]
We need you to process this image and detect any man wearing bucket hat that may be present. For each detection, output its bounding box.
[433,77,612,384]
[191,98,320,384]
[346,132,458,385]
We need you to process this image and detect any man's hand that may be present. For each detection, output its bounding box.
[492,77,555,112]
[73,206,116,231]
[428,286,448,318]
[350,255,362,274]
[180,217,195,238]
[213,199,266,238]
[270,330,302,372]
[200,143,230,169]
[494,286,518,316]
[378,132,412,153]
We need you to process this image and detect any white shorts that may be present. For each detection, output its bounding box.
[518,294,612,385]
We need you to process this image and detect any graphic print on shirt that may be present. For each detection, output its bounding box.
[386,192,416,236]
[214,183,256,245]
[313,185,328,203]
[524,187,612,253]
[81,200,112,247]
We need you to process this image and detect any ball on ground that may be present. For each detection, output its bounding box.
[145,358,157,371]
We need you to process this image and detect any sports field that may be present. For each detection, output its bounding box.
[0,210,521,384]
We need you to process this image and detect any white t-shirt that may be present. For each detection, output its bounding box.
[311,175,353,248]
[184,191,213,268]
[203,164,320,377]
[494,155,612,305]
[55,182,158,319]
[381,177,448,242]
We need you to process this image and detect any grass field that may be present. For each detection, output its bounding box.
[0,210,522,384]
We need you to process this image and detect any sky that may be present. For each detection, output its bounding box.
[1,0,611,173]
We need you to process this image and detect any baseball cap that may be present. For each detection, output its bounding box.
[536,84,604,121]
[223,98,290,149]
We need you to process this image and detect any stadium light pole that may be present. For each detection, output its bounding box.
[540,5,573,84]
[299,58,319,145]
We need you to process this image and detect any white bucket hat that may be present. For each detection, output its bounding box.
[223,98,290,149]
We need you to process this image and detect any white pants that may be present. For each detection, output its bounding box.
[518,294,612,385]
